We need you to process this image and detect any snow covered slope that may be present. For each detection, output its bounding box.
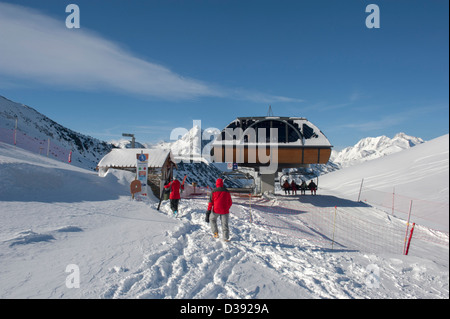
[0,95,114,170]
[319,134,449,231]
[0,140,448,299]
[308,133,425,178]
[0,95,240,191]
[331,133,425,168]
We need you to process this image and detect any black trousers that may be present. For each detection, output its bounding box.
[170,199,180,212]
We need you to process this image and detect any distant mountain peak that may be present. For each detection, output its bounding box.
[332,133,424,168]
[168,125,216,161]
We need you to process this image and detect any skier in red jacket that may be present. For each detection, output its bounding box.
[164,177,184,215]
[206,178,233,241]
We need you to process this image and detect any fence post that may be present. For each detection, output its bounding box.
[47,138,50,157]
[357,178,364,202]
[402,200,413,254]
[405,223,416,256]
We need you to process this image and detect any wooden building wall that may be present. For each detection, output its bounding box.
[214,146,332,165]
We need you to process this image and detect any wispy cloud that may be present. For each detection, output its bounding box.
[0,2,301,104]
[349,90,366,102]
[337,104,438,132]
[225,88,303,104]
[0,3,216,100]
[339,116,404,132]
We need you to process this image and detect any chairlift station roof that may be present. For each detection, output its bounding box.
[212,116,333,169]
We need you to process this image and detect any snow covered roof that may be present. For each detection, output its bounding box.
[213,116,332,147]
[98,148,175,169]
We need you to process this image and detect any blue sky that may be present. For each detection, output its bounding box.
[0,0,448,149]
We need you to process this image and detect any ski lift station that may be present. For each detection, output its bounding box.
[97,148,177,197]
[211,116,333,194]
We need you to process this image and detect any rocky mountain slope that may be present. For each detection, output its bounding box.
[0,95,114,170]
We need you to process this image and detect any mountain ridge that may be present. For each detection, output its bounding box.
[0,95,114,170]
[331,133,425,168]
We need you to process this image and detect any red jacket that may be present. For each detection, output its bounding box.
[164,179,184,199]
[207,178,232,215]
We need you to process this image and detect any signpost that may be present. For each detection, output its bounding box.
[136,152,149,198]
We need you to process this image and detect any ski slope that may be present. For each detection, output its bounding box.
[0,140,448,299]
[319,134,449,232]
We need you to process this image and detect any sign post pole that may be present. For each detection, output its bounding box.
[136,151,149,199]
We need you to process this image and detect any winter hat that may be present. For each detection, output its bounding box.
[216,178,224,188]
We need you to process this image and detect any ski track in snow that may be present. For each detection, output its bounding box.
[104,200,246,299]
[100,196,449,299]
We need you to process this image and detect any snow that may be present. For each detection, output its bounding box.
[0,95,113,170]
[215,117,332,147]
[331,133,425,168]
[319,134,449,232]
[0,135,448,300]
[292,118,332,147]
[97,148,174,176]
